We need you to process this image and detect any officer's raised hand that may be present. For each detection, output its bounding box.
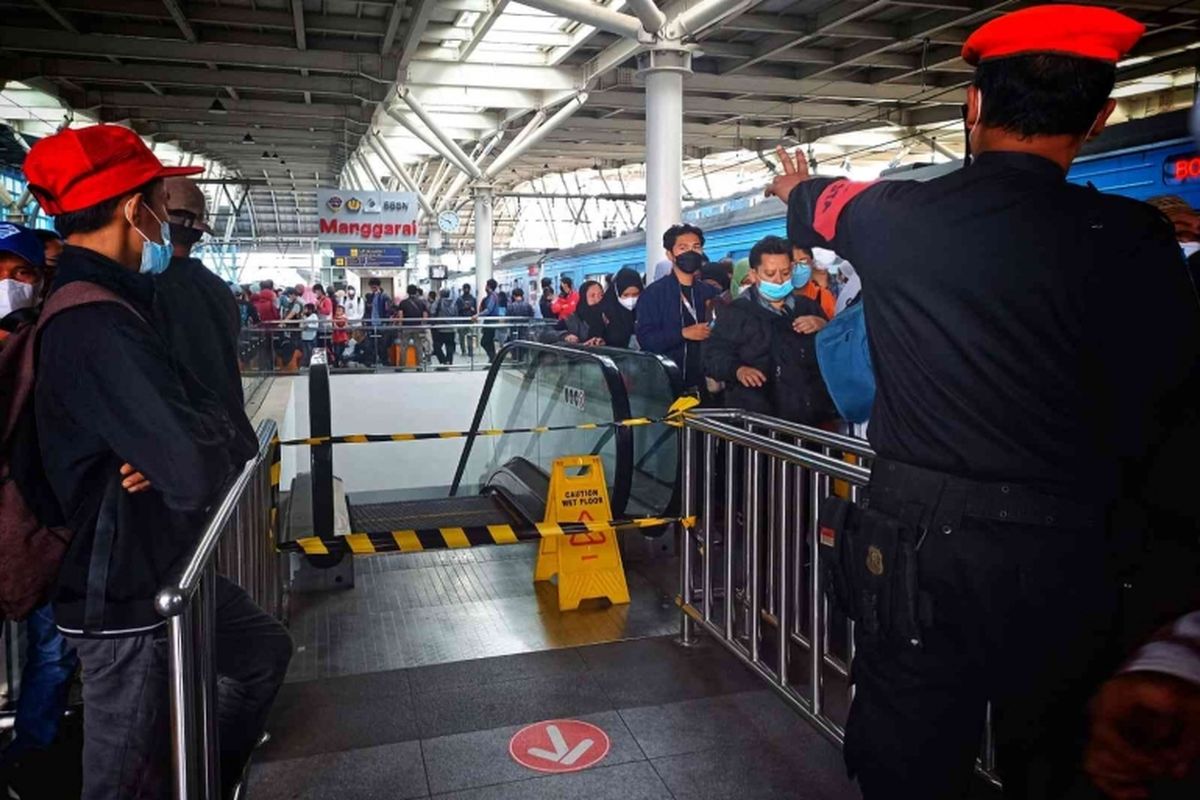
[765,146,810,203]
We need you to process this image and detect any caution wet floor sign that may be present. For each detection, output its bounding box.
[534,455,631,611]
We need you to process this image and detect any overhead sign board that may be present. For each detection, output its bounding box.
[332,246,408,268]
[1164,152,1200,184]
[317,189,419,243]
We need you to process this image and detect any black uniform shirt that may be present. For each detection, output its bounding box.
[787,151,1200,500]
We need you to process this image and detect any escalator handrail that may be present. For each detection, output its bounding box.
[583,345,685,399]
[448,340,634,515]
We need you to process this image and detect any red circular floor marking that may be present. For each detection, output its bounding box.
[509,719,610,774]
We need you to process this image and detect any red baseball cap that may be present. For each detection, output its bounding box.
[22,124,203,216]
[962,5,1144,66]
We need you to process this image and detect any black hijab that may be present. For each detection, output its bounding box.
[600,267,642,348]
[574,279,607,339]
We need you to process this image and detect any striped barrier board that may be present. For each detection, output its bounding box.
[277,516,695,556]
[274,396,701,448]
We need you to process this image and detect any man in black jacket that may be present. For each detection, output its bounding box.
[704,235,835,425]
[24,124,291,800]
[155,176,258,462]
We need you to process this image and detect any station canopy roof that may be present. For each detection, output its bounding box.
[0,0,1196,245]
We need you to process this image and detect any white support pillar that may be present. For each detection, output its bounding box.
[639,48,691,276]
[473,184,494,296]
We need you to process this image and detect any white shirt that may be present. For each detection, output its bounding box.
[343,294,364,321]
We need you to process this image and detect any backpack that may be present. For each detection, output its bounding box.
[0,282,137,620]
[814,296,875,424]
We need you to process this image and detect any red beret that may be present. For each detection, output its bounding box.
[962,4,1144,66]
[23,124,203,216]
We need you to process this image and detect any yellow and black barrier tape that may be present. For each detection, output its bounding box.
[276,396,700,448]
[277,515,696,556]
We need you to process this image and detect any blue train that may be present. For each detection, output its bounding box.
[494,108,1199,295]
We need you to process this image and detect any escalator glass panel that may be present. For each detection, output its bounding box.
[456,345,628,507]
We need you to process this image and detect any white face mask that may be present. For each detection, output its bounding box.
[1182,242,1200,259]
[0,278,38,319]
[618,295,638,311]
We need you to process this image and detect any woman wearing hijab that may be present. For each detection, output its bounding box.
[599,267,643,349]
[541,279,607,345]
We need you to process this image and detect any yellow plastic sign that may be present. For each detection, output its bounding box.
[534,456,630,611]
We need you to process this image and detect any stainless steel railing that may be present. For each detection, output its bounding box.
[154,420,282,800]
[677,409,1001,786]
[237,318,558,374]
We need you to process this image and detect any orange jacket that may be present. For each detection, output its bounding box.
[796,281,836,319]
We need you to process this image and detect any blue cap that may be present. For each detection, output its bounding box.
[0,223,46,268]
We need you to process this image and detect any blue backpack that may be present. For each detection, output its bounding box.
[815,297,875,423]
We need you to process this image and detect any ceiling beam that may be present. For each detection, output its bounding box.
[404,60,580,92]
[681,72,966,103]
[459,0,510,62]
[29,0,80,33]
[87,90,372,121]
[160,0,198,42]
[0,28,398,75]
[728,0,895,74]
[291,0,307,51]
[589,89,883,119]
[2,58,391,100]
[399,0,435,74]
[381,0,406,54]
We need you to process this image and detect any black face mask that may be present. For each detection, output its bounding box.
[675,251,706,275]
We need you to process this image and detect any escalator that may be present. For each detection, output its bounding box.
[299,339,684,548]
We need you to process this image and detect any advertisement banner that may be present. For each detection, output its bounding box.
[317,189,419,243]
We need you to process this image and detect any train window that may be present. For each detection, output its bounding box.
[1164,152,1200,185]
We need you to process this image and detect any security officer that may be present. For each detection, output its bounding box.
[767,5,1200,799]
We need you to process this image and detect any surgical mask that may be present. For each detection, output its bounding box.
[1182,242,1200,260]
[758,279,791,302]
[791,263,812,288]
[127,199,172,275]
[675,251,705,274]
[0,278,38,319]
[618,295,638,311]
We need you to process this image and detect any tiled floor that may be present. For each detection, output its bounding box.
[250,637,860,800]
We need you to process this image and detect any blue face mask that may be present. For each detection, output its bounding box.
[758,279,792,301]
[128,199,173,275]
[791,263,812,288]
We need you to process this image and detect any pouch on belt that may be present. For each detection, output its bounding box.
[819,497,925,648]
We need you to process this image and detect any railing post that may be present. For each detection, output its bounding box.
[196,564,221,799]
[308,349,334,539]
[678,425,697,646]
[167,604,200,799]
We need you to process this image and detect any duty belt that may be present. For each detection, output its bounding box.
[866,458,1106,532]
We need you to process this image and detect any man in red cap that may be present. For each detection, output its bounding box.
[767,5,1200,799]
[22,125,292,800]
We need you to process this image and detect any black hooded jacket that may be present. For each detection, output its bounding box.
[704,286,836,425]
[155,256,258,463]
[36,246,237,635]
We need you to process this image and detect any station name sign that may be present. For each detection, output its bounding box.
[316,189,419,243]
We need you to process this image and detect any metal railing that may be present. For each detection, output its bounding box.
[237,318,557,374]
[677,409,1001,786]
[154,420,282,800]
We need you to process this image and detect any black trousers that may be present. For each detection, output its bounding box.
[481,327,497,360]
[845,469,1122,800]
[432,331,456,365]
[66,577,293,799]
